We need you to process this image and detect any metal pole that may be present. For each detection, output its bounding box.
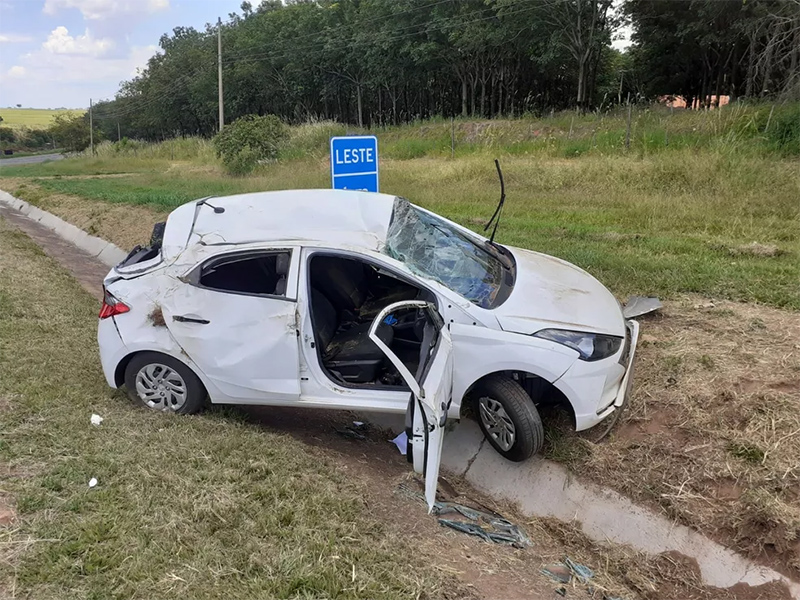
[217,17,224,132]
[89,98,94,155]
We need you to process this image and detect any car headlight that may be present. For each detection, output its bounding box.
[533,329,623,361]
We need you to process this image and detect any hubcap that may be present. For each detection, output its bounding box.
[134,363,187,412]
[478,397,516,451]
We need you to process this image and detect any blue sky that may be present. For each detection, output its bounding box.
[0,0,242,108]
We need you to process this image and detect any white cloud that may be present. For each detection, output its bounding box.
[0,42,159,107]
[0,33,34,43]
[42,0,169,20]
[42,26,115,57]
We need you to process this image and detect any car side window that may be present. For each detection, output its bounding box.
[198,251,291,297]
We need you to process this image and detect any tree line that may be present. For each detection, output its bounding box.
[42,1,800,143]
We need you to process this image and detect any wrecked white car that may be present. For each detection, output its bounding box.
[98,190,639,508]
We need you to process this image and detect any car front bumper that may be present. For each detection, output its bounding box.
[553,319,640,431]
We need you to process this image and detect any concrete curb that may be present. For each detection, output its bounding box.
[0,189,127,268]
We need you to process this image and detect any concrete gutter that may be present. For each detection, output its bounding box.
[0,189,127,268]
[363,414,800,598]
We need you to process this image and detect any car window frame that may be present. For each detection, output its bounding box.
[186,248,295,301]
[302,247,441,392]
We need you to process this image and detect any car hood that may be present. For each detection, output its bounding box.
[493,246,625,337]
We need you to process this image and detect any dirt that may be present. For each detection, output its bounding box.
[571,296,800,581]
[0,496,15,526]
[0,201,108,301]
[729,242,784,257]
[148,306,166,327]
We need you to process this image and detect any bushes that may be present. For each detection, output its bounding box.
[764,105,800,156]
[213,114,288,174]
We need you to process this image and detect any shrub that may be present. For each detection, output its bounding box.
[213,114,288,174]
[764,105,800,156]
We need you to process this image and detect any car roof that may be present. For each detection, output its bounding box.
[162,189,399,259]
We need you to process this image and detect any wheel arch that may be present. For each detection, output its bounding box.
[114,348,208,394]
[459,369,575,427]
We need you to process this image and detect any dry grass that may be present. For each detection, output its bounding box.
[552,296,800,576]
[0,177,166,250]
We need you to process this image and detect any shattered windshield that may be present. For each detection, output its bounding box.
[383,199,512,309]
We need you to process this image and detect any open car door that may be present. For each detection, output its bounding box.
[368,301,453,513]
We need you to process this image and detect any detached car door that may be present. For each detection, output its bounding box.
[160,249,300,402]
[368,301,453,512]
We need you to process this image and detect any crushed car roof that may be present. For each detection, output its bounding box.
[162,189,399,258]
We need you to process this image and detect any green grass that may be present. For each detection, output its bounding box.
[8,147,798,310]
[0,108,84,130]
[2,105,798,309]
[0,220,462,599]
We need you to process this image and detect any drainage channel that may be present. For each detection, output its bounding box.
[2,188,798,599]
[364,412,800,599]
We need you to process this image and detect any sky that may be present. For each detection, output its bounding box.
[0,0,241,109]
[0,0,633,110]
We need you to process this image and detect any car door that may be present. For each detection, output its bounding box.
[368,300,453,513]
[159,249,300,402]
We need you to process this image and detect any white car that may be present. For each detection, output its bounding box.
[98,190,639,509]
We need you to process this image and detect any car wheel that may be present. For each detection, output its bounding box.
[471,374,543,462]
[124,352,206,414]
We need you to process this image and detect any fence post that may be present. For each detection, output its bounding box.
[568,116,574,140]
[625,92,632,150]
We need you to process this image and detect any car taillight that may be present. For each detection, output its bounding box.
[99,287,130,319]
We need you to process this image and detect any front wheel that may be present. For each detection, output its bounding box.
[471,375,543,462]
[124,352,207,414]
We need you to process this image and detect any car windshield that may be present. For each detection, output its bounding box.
[383,199,511,309]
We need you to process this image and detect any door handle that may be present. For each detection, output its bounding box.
[173,315,210,324]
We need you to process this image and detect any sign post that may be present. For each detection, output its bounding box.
[330,135,379,193]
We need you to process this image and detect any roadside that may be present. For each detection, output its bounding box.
[2,198,795,599]
[1,172,799,579]
[0,152,63,165]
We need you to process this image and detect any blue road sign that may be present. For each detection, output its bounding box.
[330,135,379,193]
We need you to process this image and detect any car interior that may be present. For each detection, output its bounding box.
[308,254,434,387]
[199,252,290,296]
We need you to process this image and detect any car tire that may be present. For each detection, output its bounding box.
[124,352,206,415]
[471,374,543,462]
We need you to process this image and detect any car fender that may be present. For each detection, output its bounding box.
[449,322,578,416]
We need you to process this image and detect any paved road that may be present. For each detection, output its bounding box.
[0,153,64,166]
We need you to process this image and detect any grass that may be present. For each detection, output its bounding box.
[0,108,84,130]
[0,219,463,599]
[3,142,798,309]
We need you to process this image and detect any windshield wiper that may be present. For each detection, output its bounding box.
[483,159,505,245]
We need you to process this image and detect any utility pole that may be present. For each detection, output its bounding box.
[89,98,94,155]
[117,122,121,142]
[217,17,224,132]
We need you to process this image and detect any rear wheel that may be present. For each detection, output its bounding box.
[471,375,543,462]
[124,352,206,414]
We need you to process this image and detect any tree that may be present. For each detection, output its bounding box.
[49,113,98,152]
